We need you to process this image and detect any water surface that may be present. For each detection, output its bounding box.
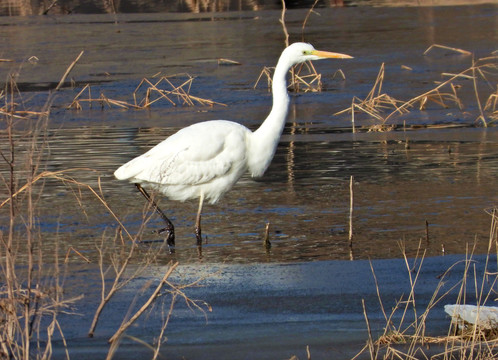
[1,5,497,263]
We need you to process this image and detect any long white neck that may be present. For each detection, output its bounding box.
[248,53,293,177]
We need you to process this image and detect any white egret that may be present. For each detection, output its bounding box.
[114,42,352,250]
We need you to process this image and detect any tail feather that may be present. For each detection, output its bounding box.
[114,158,142,180]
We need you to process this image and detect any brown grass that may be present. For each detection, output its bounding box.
[0,54,85,359]
[68,73,226,110]
[336,46,498,131]
[257,0,334,94]
[254,61,327,93]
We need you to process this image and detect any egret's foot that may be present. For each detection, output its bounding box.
[153,227,175,252]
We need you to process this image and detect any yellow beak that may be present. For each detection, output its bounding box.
[312,50,353,59]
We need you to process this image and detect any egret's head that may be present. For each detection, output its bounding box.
[283,42,353,64]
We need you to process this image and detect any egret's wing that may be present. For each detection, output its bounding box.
[115,121,249,186]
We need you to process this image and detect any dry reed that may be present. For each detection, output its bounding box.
[68,73,225,110]
[254,60,327,93]
[336,47,498,131]
[0,53,85,359]
[257,0,334,93]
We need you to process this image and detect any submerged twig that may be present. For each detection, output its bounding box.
[349,175,354,260]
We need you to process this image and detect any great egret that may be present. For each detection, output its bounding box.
[114,42,352,250]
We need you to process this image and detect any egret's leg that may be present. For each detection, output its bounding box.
[195,193,204,246]
[135,184,175,248]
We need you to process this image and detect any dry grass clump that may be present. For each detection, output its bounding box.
[255,61,327,93]
[1,58,77,358]
[255,0,338,94]
[68,73,225,110]
[336,46,498,132]
[355,208,498,360]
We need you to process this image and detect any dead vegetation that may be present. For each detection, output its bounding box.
[68,73,226,110]
[255,0,334,93]
[336,46,498,132]
[354,208,498,360]
[254,60,328,93]
[0,77,49,120]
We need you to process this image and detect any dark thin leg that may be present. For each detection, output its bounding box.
[195,193,204,247]
[135,183,175,249]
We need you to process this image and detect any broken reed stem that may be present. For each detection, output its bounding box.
[55,51,84,92]
[301,0,320,42]
[217,58,242,66]
[383,64,484,124]
[64,246,91,263]
[69,74,225,110]
[255,63,323,93]
[43,50,85,115]
[337,47,497,130]
[367,62,385,101]
[67,84,91,110]
[423,44,472,56]
[472,56,487,126]
[351,98,356,133]
[362,299,377,358]
[279,0,289,47]
[349,175,354,249]
[263,221,271,249]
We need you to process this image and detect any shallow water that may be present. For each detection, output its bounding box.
[1,4,496,263]
[48,254,497,359]
[11,125,494,265]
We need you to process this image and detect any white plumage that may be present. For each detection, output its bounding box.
[115,43,352,248]
[115,120,249,203]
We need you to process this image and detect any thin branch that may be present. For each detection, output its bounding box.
[108,262,179,344]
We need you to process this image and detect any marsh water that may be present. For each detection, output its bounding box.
[0,3,497,359]
[2,4,497,263]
